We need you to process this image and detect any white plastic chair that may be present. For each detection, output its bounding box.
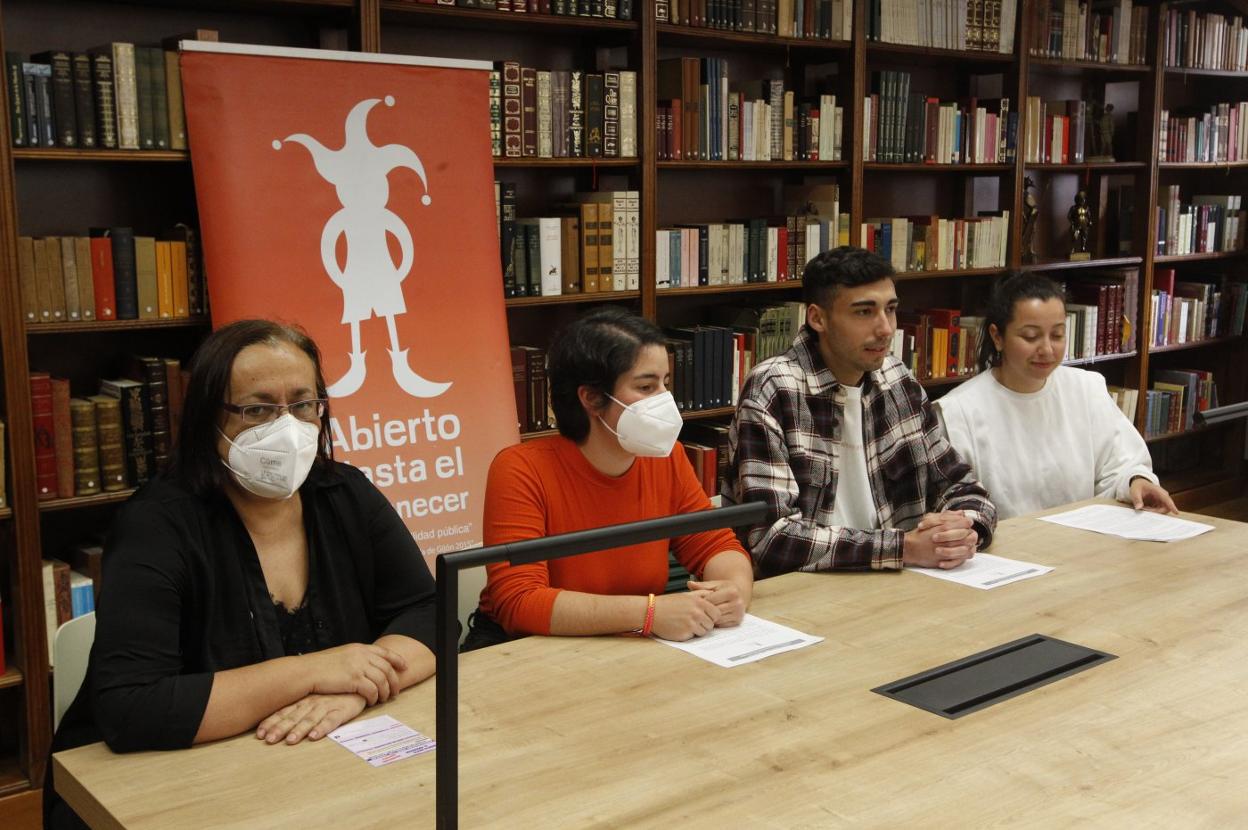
[53,612,96,731]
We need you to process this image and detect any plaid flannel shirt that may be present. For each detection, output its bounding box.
[726,326,996,576]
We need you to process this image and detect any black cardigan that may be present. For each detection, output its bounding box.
[52,460,436,757]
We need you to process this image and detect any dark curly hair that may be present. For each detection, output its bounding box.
[802,245,896,308]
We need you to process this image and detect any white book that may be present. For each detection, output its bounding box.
[537,71,553,158]
[766,227,778,282]
[619,71,637,158]
[656,230,670,289]
[625,190,640,290]
[729,223,744,285]
[536,217,562,296]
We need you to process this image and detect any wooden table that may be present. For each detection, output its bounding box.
[56,502,1248,827]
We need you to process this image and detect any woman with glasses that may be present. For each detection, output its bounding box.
[47,320,436,828]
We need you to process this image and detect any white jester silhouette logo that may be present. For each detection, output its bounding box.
[274,95,451,399]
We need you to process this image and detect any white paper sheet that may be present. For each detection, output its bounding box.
[329,715,435,767]
[1038,504,1215,542]
[906,552,1052,589]
[658,613,822,668]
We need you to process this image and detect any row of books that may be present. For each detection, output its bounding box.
[658,0,853,40]
[1106,385,1138,420]
[1156,190,1245,257]
[492,64,636,159]
[1028,0,1148,65]
[1022,97,1098,164]
[42,549,102,661]
[1066,275,1135,356]
[860,212,1010,272]
[420,0,635,17]
[657,88,844,162]
[893,309,982,379]
[867,0,1018,54]
[657,59,843,163]
[497,188,639,296]
[1146,370,1218,437]
[657,210,850,290]
[865,72,1015,164]
[30,358,184,502]
[6,31,216,151]
[1164,9,1248,71]
[1150,271,1248,347]
[16,228,205,325]
[1158,103,1248,164]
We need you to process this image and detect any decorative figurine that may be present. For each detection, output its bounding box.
[1068,189,1093,260]
[1021,176,1039,264]
[1089,101,1116,162]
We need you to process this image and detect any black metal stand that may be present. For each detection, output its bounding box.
[434,501,768,829]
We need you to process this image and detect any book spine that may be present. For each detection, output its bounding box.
[521,67,538,157]
[112,44,140,150]
[92,53,118,149]
[603,71,620,158]
[70,398,101,496]
[489,70,502,157]
[134,236,159,319]
[619,71,637,157]
[6,54,26,147]
[71,53,96,148]
[568,71,585,157]
[51,378,74,498]
[146,48,170,150]
[139,358,172,474]
[537,70,553,158]
[585,73,605,157]
[165,50,187,150]
[45,52,77,147]
[110,228,139,319]
[134,45,155,149]
[90,396,128,491]
[30,374,58,499]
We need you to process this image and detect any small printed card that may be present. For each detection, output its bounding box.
[329,715,435,767]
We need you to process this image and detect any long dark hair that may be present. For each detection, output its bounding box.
[547,307,667,442]
[170,319,334,497]
[977,272,1067,372]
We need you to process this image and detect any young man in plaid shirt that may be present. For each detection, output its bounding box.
[726,246,996,577]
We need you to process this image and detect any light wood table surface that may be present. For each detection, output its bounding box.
[56,502,1248,828]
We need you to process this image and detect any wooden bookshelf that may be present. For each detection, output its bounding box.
[1153,250,1248,264]
[0,666,23,690]
[26,317,210,334]
[1020,256,1143,272]
[494,158,638,169]
[1065,350,1138,367]
[1148,335,1244,354]
[863,163,1012,173]
[892,266,1005,281]
[658,282,803,297]
[682,406,736,421]
[1025,161,1149,171]
[656,23,851,54]
[865,42,1013,64]
[379,2,638,34]
[1145,419,1237,444]
[659,161,849,170]
[12,148,188,163]
[37,490,137,513]
[1158,161,1248,169]
[1162,67,1248,79]
[506,290,640,308]
[1028,57,1151,76]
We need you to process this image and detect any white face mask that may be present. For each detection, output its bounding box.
[218,414,320,500]
[598,391,683,458]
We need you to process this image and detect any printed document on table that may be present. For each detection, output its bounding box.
[329,715,435,767]
[658,613,822,668]
[1039,504,1214,542]
[907,552,1052,590]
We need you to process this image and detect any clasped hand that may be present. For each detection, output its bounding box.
[903,511,979,569]
[650,580,745,641]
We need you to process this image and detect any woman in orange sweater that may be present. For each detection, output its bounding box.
[464,308,753,650]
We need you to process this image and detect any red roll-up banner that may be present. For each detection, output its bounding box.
[180,43,517,569]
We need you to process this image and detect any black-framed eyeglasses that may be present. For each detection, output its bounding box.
[222,399,327,425]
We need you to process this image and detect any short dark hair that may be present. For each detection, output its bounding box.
[170,319,334,497]
[977,271,1067,372]
[547,307,667,442]
[802,245,896,307]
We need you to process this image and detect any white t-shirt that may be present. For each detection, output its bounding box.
[830,385,880,530]
[935,366,1157,520]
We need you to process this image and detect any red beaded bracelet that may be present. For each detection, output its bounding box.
[641,593,656,637]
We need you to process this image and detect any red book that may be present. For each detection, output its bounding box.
[30,372,58,500]
[89,236,116,320]
[776,226,789,281]
[50,377,75,499]
[670,98,683,160]
[509,347,528,433]
[926,309,962,378]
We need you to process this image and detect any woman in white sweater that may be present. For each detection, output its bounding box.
[936,272,1177,520]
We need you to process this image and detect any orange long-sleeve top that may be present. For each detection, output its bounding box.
[478,436,749,636]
